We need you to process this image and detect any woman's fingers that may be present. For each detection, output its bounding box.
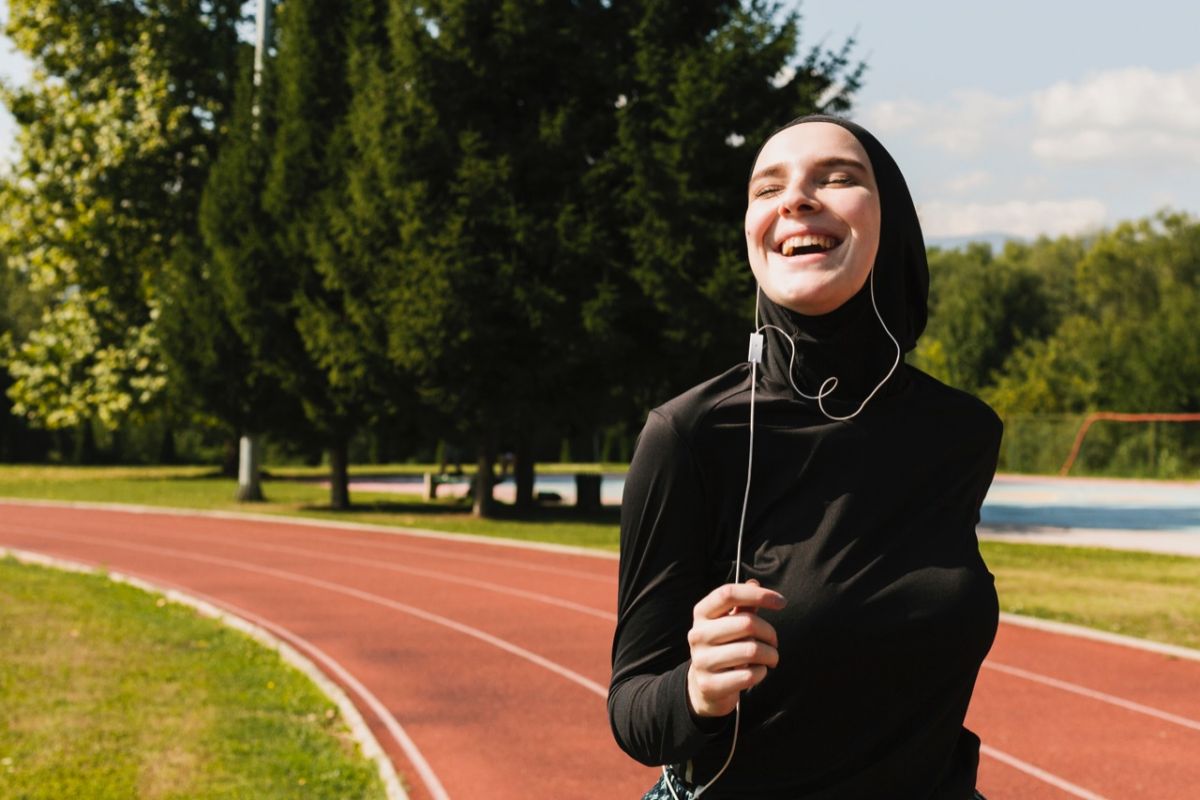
[687,611,779,649]
[693,580,785,621]
[686,581,785,717]
[692,636,780,672]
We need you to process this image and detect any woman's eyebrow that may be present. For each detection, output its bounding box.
[748,156,869,188]
[814,156,869,172]
[748,163,787,187]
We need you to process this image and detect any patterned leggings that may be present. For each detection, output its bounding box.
[640,769,989,799]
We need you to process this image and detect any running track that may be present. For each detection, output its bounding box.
[1,501,1197,799]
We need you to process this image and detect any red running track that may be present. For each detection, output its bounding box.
[1,501,1197,799]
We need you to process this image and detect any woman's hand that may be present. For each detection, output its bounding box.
[686,579,786,718]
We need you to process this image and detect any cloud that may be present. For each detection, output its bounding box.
[1031,65,1200,164]
[863,90,1023,155]
[917,199,1108,240]
[1034,65,1200,130]
[1031,129,1200,164]
[940,170,991,194]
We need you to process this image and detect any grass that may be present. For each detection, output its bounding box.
[980,540,1200,650]
[1,464,1198,651]
[0,556,388,800]
[0,464,623,549]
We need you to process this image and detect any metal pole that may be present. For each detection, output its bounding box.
[254,0,272,89]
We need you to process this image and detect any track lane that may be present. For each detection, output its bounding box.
[0,512,650,797]
[2,501,1198,798]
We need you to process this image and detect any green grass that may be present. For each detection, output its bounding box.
[980,540,1200,650]
[0,464,622,550]
[0,556,388,800]
[2,465,1199,652]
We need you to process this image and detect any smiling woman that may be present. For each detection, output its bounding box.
[609,116,1002,799]
[745,123,881,317]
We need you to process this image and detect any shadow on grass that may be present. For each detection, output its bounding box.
[297,497,622,526]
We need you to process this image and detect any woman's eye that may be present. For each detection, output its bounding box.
[824,176,853,186]
[754,185,782,197]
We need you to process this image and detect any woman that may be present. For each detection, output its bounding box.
[608,115,1000,799]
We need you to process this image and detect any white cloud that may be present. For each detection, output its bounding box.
[918,199,1107,239]
[1030,65,1200,164]
[940,169,990,194]
[1032,128,1200,164]
[1034,65,1200,130]
[863,90,1023,155]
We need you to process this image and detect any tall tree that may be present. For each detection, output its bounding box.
[605,0,864,406]
[202,0,395,509]
[264,0,400,509]
[330,0,862,516]
[0,0,243,447]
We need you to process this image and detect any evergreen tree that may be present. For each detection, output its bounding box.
[605,0,864,407]
[328,0,861,516]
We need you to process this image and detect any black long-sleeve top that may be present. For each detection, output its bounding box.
[608,353,1002,799]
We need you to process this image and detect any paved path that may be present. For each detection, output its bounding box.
[343,473,1200,556]
[2,500,1198,798]
[979,475,1200,557]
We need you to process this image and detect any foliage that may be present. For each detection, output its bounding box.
[2,289,166,429]
[321,0,863,512]
[0,0,244,433]
[922,211,1200,477]
[607,0,864,406]
[982,212,1200,415]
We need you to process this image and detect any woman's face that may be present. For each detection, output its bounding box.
[745,122,881,316]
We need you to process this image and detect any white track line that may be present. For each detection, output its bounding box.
[326,537,616,583]
[1,547,423,800]
[6,515,616,630]
[980,745,1111,800]
[0,497,618,560]
[9,526,611,699]
[192,534,617,622]
[999,612,1200,663]
[217,595,451,800]
[984,661,1200,732]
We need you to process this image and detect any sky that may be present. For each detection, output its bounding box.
[1,1,1198,243]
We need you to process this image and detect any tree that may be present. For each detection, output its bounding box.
[330,0,863,516]
[605,0,864,406]
[202,0,397,509]
[0,0,244,450]
[915,243,1056,394]
[263,0,401,509]
[982,211,1200,416]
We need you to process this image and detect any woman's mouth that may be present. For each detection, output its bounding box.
[779,234,841,257]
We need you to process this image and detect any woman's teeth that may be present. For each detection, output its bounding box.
[780,234,839,257]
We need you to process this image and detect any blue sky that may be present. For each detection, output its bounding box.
[2,1,1198,242]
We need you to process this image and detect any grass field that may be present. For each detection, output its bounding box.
[0,555,388,800]
[0,464,623,549]
[1,464,1198,653]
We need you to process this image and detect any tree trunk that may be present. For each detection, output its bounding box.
[472,443,496,518]
[158,425,177,464]
[221,437,238,477]
[235,434,265,502]
[514,437,535,511]
[75,421,97,465]
[329,436,351,511]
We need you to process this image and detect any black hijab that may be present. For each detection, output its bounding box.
[750,115,930,412]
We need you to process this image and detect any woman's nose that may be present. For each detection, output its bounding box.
[778,182,820,216]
